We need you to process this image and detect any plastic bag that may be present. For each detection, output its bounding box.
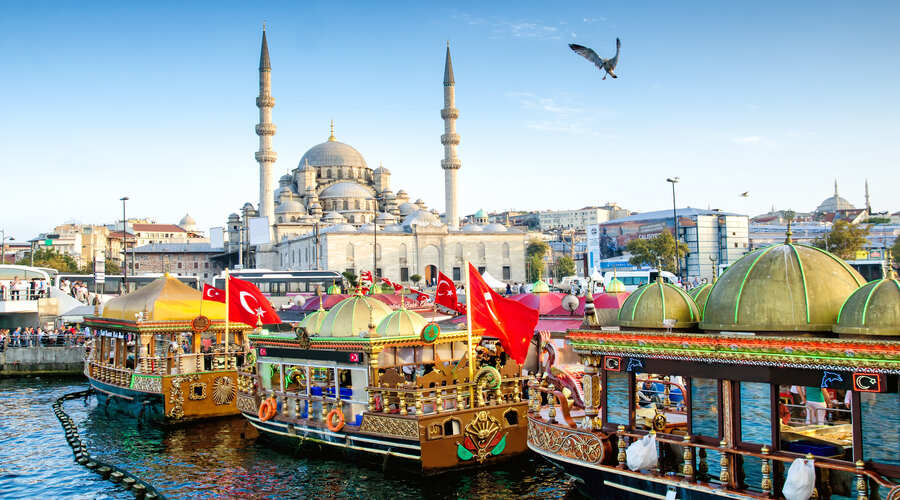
[625,433,658,471]
[782,458,816,500]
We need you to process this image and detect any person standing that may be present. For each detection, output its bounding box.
[801,386,828,425]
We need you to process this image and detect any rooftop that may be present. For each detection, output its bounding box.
[132,224,187,233]
[599,208,744,225]
[133,243,217,253]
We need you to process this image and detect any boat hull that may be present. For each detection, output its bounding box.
[90,378,166,421]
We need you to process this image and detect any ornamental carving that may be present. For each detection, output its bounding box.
[527,417,608,465]
[131,375,162,393]
[236,394,258,414]
[213,376,235,405]
[167,374,200,419]
[458,411,507,463]
[440,108,459,119]
[188,382,208,400]
[886,485,900,500]
[359,415,419,439]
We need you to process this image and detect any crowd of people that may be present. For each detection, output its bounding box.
[0,325,88,350]
[0,276,51,301]
[58,278,95,304]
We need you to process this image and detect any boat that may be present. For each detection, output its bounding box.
[236,293,529,474]
[83,274,250,422]
[527,234,900,499]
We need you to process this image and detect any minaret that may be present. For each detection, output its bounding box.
[255,27,277,238]
[441,43,461,231]
[865,179,871,213]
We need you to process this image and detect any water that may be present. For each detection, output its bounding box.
[0,377,582,499]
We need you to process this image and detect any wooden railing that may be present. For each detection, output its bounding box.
[88,361,134,388]
[366,376,526,416]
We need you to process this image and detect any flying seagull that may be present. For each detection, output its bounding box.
[569,38,620,80]
[740,191,750,197]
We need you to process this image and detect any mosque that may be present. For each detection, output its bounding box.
[227,31,527,285]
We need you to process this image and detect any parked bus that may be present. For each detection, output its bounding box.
[601,269,679,292]
[848,259,888,282]
[54,273,201,295]
[212,269,343,307]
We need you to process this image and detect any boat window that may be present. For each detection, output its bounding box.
[444,418,461,436]
[634,374,687,433]
[504,409,519,426]
[690,378,719,438]
[739,382,772,492]
[859,392,899,466]
[779,385,853,460]
[605,371,629,425]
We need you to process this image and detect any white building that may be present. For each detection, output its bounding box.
[538,204,628,231]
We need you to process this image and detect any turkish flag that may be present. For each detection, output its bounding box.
[202,284,226,303]
[435,271,459,312]
[408,288,430,302]
[227,276,281,326]
[467,263,538,364]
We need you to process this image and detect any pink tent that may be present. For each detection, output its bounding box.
[510,292,563,315]
[371,294,403,307]
[300,294,349,312]
[546,292,630,316]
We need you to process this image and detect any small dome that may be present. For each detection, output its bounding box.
[179,213,196,227]
[375,212,397,224]
[607,277,627,294]
[275,200,305,214]
[398,202,418,216]
[319,181,373,199]
[483,223,507,232]
[618,280,700,329]
[402,210,442,229]
[396,189,408,197]
[700,243,864,332]
[326,283,342,294]
[474,209,486,218]
[298,309,328,335]
[279,173,293,184]
[532,279,550,293]
[374,164,390,174]
[382,224,406,233]
[318,295,392,337]
[834,277,900,335]
[376,308,428,338]
[228,213,240,220]
[687,283,714,319]
[298,139,368,169]
[321,211,347,223]
[461,224,484,232]
[242,202,255,211]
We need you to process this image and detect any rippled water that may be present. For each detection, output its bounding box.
[0,377,583,499]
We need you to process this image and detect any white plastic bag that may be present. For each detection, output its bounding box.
[782,458,816,500]
[625,433,659,471]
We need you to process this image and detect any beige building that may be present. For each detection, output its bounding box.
[133,243,222,281]
[538,203,628,231]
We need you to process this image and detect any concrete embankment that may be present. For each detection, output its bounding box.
[1,347,85,376]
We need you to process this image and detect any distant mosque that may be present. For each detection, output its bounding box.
[225,30,526,285]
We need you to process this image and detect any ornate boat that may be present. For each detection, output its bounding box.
[236,294,529,474]
[83,275,249,422]
[527,238,900,499]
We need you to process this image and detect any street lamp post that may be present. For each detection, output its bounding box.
[0,230,12,265]
[120,196,129,292]
[666,177,681,279]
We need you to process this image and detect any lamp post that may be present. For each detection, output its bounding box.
[120,196,129,292]
[666,177,681,279]
[0,230,12,265]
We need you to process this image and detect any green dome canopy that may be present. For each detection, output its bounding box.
[318,294,392,337]
[607,277,626,294]
[700,243,864,332]
[618,279,700,329]
[834,277,900,336]
[532,279,550,294]
[298,308,328,335]
[687,283,714,319]
[326,283,341,294]
[375,307,428,338]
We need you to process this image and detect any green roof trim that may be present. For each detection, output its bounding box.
[620,283,649,321]
[788,243,811,324]
[658,281,666,321]
[670,283,697,322]
[861,279,887,326]
[734,245,778,323]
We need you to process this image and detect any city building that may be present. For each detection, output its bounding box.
[225,32,527,283]
[132,243,222,281]
[589,208,749,281]
[538,203,628,231]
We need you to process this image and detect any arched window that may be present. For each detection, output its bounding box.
[399,243,408,266]
[277,216,284,223]
[502,242,510,260]
[346,243,355,264]
[337,169,343,179]
[443,418,461,436]
[327,169,332,178]
[355,199,361,210]
[455,243,463,262]
[478,242,487,260]
[343,200,349,211]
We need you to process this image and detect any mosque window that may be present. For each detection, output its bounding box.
[453,267,461,281]
[478,243,486,260]
[338,170,343,179]
[502,243,510,259]
[502,266,511,280]
[355,200,361,210]
[343,200,349,211]
[400,267,409,282]
[327,169,332,178]
[278,216,284,223]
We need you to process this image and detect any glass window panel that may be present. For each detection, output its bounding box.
[606,371,629,425]
[691,378,719,438]
[781,386,853,459]
[860,392,900,466]
[740,382,771,445]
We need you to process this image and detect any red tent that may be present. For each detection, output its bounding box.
[510,292,563,315]
[300,294,349,312]
[546,292,630,316]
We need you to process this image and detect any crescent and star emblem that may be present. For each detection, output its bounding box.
[239,291,259,315]
[437,281,453,296]
[205,288,218,298]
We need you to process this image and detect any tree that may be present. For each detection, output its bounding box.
[555,255,576,280]
[409,274,422,286]
[625,231,688,273]
[78,260,121,275]
[812,220,871,260]
[526,238,550,282]
[526,238,550,259]
[342,270,358,288]
[891,237,899,271]
[17,248,80,273]
[866,217,891,225]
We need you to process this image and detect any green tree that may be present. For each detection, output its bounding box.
[526,238,550,282]
[17,248,80,273]
[342,270,358,288]
[409,274,422,286]
[866,217,891,225]
[555,255,576,280]
[812,220,871,260]
[625,232,688,273]
[78,260,121,275]
[890,237,899,270]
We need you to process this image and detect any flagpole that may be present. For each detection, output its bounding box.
[224,268,229,358]
[465,261,474,407]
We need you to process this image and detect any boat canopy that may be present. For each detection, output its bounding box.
[101,274,227,322]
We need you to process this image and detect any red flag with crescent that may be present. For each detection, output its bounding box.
[468,263,538,364]
[202,284,226,303]
[227,276,281,326]
[435,271,459,312]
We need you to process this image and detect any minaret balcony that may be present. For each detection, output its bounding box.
[440,133,460,146]
[440,108,459,120]
[256,96,276,108]
[255,151,278,163]
[441,159,461,170]
[256,123,277,136]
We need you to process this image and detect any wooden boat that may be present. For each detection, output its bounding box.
[527,239,900,499]
[83,275,249,422]
[236,294,529,474]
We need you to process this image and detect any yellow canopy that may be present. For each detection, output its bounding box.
[102,275,227,322]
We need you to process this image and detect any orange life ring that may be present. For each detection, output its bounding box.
[266,397,278,420]
[258,399,271,421]
[326,408,345,432]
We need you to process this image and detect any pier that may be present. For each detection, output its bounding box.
[0,345,85,376]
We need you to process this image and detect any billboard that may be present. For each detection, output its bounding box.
[247,216,271,245]
[597,215,689,259]
[209,227,224,250]
[94,251,105,284]
[586,225,600,273]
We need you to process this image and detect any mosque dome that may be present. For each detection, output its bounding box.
[321,211,347,224]
[242,202,255,211]
[532,279,550,293]
[275,200,305,214]
[318,294,392,337]
[815,181,856,213]
[687,283,714,319]
[461,224,484,232]
[618,280,700,329]
[178,214,196,228]
[700,242,865,332]
[607,277,627,294]
[374,164,391,174]
[483,223,508,232]
[402,210,442,230]
[375,212,397,225]
[398,202,418,216]
[298,139,367,169]
[319,182,373,199]
[833,277,900,336]
[298,308,328,335]
[279,173,293,184]
[375,308,428,338]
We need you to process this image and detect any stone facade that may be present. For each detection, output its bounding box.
[133,243,222,282]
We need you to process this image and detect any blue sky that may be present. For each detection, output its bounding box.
[2,1,898,240]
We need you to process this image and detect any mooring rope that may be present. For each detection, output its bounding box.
[53,389,166,499]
